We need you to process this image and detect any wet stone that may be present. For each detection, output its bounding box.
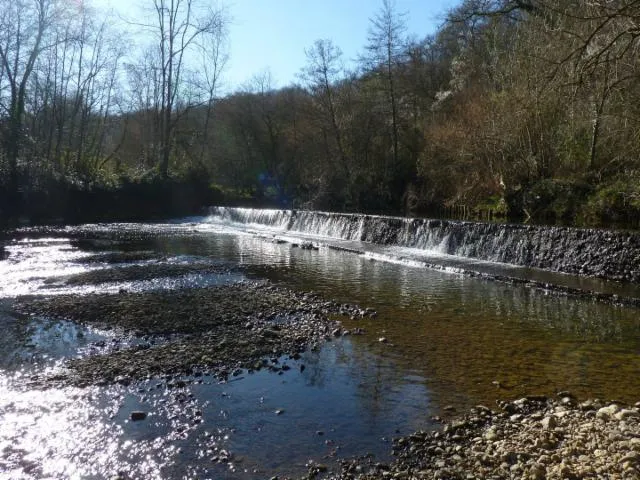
[130,411,147,421]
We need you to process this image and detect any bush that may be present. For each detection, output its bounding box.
[580,179,640,227]
[508,179,593,224]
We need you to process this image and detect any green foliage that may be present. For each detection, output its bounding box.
[474,195,508,220]
[580,179,640,227]
[517,179,593,224]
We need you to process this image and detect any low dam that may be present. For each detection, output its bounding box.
[209,206,640,283]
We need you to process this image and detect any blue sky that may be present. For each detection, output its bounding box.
[225,0,457,88]
[105,0,458,91]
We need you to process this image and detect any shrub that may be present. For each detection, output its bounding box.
[580,179,640,227]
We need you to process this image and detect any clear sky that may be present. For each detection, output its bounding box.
[104,0,458,91]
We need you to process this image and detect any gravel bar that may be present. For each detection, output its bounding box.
[14,282,374,387]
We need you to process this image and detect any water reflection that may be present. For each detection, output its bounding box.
[185,341,431,478]
[0,378,177,479]
[0,336,433,479]
[0,237,243,298]
[161,231,640,408]
[0,238,98,297]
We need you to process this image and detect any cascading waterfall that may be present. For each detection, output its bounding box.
[208,206,640,283]
[213,207,293,229]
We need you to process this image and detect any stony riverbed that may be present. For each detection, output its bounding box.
[18,281,640,480]
[324,396,640,480]
[14,281,373,388]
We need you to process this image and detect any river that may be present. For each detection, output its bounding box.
[1,211,639,479]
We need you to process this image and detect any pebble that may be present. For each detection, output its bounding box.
[621,451,639,464]
[541,415,557,430]
[484,427,499,441]
[596,404,621,420]
[334,396,640,480]
[615,409,639,421]
[130,411,147,421]
[20,282,369,388]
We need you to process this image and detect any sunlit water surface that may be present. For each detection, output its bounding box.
[1,218,640,478]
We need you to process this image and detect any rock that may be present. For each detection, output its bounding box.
[130,411,147,421]
[596,404,621,420]
[485,427,499,441]
[262,329,281,338]
[541,416,557,430]
[579,400,597,411]
[614,409,639,421]
[534,434,557,450]
[621,451,639,464]
[502,451,519,465]
[115,376,131,386]
[560,396,575,407]
[559,463,577,479]
[300,242,318,250]
[529,463,546,480]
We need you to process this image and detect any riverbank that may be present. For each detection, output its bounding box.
[326,396,640,479]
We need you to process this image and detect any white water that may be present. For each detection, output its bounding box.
[204,206,640,299]
[206,206,522,258]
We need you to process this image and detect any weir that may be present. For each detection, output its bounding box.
[208,206,640,284]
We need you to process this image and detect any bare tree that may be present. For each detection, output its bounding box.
[449,0,640,171]
[195,7,228,167]
[247,70,281,179]
[0,0,59,197]
[360,0,407,190]
[301,39,351,183]
[133,0,227,178]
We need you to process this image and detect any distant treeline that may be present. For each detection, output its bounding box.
[2,0,640,227]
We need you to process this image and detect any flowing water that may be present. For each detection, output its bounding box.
[1,212,640,479]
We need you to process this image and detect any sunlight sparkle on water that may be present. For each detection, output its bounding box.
[0,373,173,479]
[0,238,98,297]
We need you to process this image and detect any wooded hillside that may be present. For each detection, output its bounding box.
[2,0,640,226]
